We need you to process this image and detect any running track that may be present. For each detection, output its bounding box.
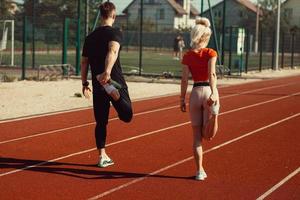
[0,76,299,200]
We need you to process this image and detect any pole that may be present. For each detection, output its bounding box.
[291,33,295,68]
[62,18,69,65]
[11,20,14,66]
[92,0,103,31]
[254,1,259,53]
[76,0,82,76]
[32,0,36,69]
[201,0,204,16]
[139,0,144,76]
[85,0,89,37]
[22,16,27,80]
[281,31,284,68]
[207,0,221,65]
[221,0,226,65]
[274,0,281,71]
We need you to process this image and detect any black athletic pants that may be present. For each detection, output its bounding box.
[93,87,133,149]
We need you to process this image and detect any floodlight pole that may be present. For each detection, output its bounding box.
[139,0,144,76]
[274,0,281,71]
[254,1,259,53]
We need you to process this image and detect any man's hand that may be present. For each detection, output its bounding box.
[96,71,111,85]
[82,86,92,99]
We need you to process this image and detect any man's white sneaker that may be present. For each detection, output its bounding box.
[98,157,114,168]
[195,170,207,181]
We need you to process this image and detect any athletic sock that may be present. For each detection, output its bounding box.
[103,83,116,94]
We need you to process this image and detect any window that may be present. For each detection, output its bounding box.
[159,9,165,20]
[284,8,293,19]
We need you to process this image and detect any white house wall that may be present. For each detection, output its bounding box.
[282,0,300,27]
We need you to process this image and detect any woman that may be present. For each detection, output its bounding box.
[180,17,220,181]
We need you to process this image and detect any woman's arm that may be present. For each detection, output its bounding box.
[208,56,218,105]
[180,65,190,112]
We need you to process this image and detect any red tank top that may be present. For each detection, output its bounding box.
[181,48,217,82]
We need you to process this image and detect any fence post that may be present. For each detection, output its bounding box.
[32,0,36,69]
[22,16,28,80]
[259,26,263,72]
[75,0,82,76]
[245,29,250,73]
[281,31,285,69]
[228,26,233,75]
[271,31,275,70]
[62,18,69,65]
[291,33,295,68]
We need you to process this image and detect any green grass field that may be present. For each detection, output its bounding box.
[1,49,299,78]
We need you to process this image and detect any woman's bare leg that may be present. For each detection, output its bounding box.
[202,114,218,140]
[192,125,204,172]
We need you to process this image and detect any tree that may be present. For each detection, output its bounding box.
[258,0,293,32]
[0,0,13,19]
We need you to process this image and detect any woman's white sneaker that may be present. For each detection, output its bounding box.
[195,170,207,181]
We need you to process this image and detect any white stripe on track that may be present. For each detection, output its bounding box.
[88,113,300,200]
[0,105,179,145]
[256,167,300,200]
[0,82,296,144]
[1,92,299,177]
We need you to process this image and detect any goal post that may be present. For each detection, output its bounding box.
[0,20,15,66]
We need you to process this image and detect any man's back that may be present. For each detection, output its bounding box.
[82,26,126,90]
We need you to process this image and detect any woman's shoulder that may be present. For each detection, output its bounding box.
[203,48,218,57]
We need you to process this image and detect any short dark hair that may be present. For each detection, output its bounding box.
[99,2,116,19]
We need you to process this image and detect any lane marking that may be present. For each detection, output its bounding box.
[256,167,300,200]
[88,113,300,200]
[0,105,179,145]
[0,82,296,144]
[1,92,299,177]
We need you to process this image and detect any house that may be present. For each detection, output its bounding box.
[201,0,260,34]
[281,0,300,30]
[122,0,199,32]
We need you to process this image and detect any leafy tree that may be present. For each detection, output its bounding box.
[258,0,295,33]
[0,0,12,19]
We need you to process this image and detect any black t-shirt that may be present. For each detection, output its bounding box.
[82,26,126,92]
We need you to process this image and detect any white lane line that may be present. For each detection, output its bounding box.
[0,105,179,145]
[0,82,296,144]
[88,113,300,200]
[1,92,299,177]
[256,167,300,200]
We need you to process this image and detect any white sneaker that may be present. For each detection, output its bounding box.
[195,170,207,181]
[98,157,114,168]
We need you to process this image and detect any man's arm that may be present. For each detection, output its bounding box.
[81,56,89,84]
[97,41,120,85]
[81,56,91,98]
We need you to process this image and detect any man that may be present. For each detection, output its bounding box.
[81,1,133,168]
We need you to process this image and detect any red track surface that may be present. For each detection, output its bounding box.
[1,76,300,200]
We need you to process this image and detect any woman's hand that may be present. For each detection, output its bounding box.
[180,99,186,112]
[207,93,217,106]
